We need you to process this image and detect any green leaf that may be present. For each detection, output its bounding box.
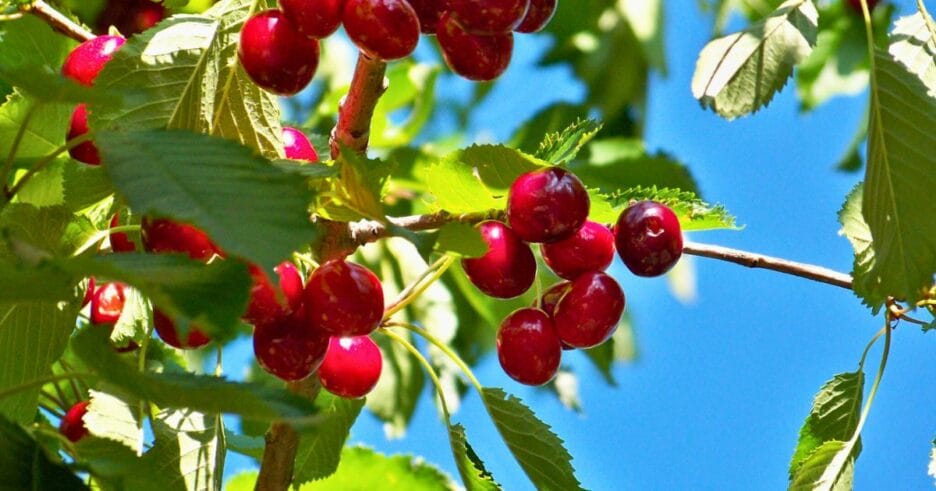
[0,91,71,161]
[0,14,73,77]
[110,287,148,350]
[96,129,317,271]
[692,0,818,119]
[435,223,487,257]
[71,328,317,422]
[0,263,75,302]
[837,184,884,310]
[63,163,116,212]
[425,153,502,214]
[535,118,603,165]
[603,186,738,231]
[510,103,591,155]
[789,371,864,478]
[448,423,501,491]
[90,1,284,157]
[301,446,456,490]
[860,51,936,306]
[573,138,700,195]
[144,408,224,491]
[331,146,396,221]
[888,9,936,94]
[73,438,175,491]
[788,440,855,491]
[481,388,583,491]
[85,389,143,453]
[292,392,365,485]
[0,415,86,490]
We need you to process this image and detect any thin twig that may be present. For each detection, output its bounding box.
[23,1,94,43]
[256,377,320,491]
[329,54,387,159]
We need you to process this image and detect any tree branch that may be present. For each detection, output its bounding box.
[256,377,320,491]
[23,1,94,43]
[329,54,387,159]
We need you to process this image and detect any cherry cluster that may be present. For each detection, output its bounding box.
[462,167,683,386]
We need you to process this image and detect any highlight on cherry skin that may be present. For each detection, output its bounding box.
[303,259,385,337]
[497,307,562,386]
[342,0,421,61]
[253,308,330,381]
[507,166,590,243]
[238,9,320,96]
[59,400,91,443]
[90,281,127,326]
[541,220,615,280]
[436,12,514,82]
[318,335,384,399]
[553,271,626,349]
[282,127,319,162]
[61,35,125,87]
[461,220,536,299]
[278,0,345,39]
[614,200,684,278]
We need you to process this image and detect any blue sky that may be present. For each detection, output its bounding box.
[225,1,935,489]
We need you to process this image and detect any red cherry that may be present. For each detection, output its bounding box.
[141,217,222,261]
[62,35,125,86]
[553,271,624,349]
[279,0,345,38]
[507,167,589,243]
[437,12,513,81]
[244,261,304,325]
[342,0,420,61]
[90,282,126,326]
[82,277,96,307]
[59,401,91,442]
[614,201,683,277]
[497,308,561,386]
[845,0,880,13]
[407,0,446,33]
[254,308,330,381]
[303,260,384,337]
[318,336,383,398]
[67,104,100,165]
[109,213,135,253]
[536,281,570,317]
[448,0,530,34]
[132,2,166,33]
[541,220,614,280]
[153,309,211,349]
[282,127,319,162]
[461,221,536,299]
[238,10,320,96]
[515,0,556,33]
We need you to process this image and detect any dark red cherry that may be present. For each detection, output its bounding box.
[846,0,880,13]
[541,220,614,280]
[238,9,320,95]
[254,308,330,381]
[282,127,319,162]
[461,221,536,299]
[67,104,100,165]
[407,0,446,33]
[497,308,561,386]
[553,271,624,349]
[109,213,135,253]
[318,335,383,398]
[342,0,420,61]
[62,35,125,86]
[515,0,556,32]
[59,400,91,442]
[303,260,384,337]
[437,12,513,81]
[448,0,530,34]
[244,261,304,325]
[536,281,570,317]
[507,167,589,243]
[141,218,222,261]
[82,277,96,307]
[614,201,683,277]
[131,2,166,33]
[90,282,126,325]
[153,309,211,349]
[280,0,345,38]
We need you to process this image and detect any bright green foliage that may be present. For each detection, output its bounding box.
[110,286,148,349]
[327,146,396,221]
[604,186,737,231]
[0,415,86,490]
[789,440,855,491]
[0,91,71,163]
[301,446,456,490]
[292,393,365,485]
[481,388,582,491]
[145,409,225,491]
[692,0,818,119]
[888,10,936,93]
[448,423,501,491]
[74,438,178,490]
[573,138,700,195]
[434,223,487,257]
[535,118,603,165]
[85,389,143,452]
[838,184,882,310]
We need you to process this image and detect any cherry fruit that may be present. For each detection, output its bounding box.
[448,0,530,34]
[553,271,624,348]
[342,0,420,61]
[437,13,513,81]
[62,35,125,86]
[461,221,536,299]
[536,281,570,317]
[407,0,446,33]
[541,220,614,280]
[507,167,589,243]
[153,309,211,349]
[614,201,682,277]
[515,0,556,33]
[67,104,101,165]
[318,335,383,398]
[282,127,319,162]
[90,282,126,326]
[497,308,561,386]
[254,309,330,381]
[109,213,135,253]
[59,401,91,442]
[141,218,222,261]
[279,0,345,38]
[303,260,384,337]
[239,10,320,95]
[244,262,304,326]
[846,0,880,13]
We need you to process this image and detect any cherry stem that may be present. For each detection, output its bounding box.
[380,329,452,418]
[256,376,321,490]
[383,255,456,320]
[383,322,483,394]
[22,1,94,43]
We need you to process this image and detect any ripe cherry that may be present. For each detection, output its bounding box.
[845,0,880,13]
[131,2,166,33]
[536,281,570,317]
[541,220,614,280]
[244,262,304,326]
[282,127,319,162]
[497,308,561,386]
[109,213,135,253]
[254,308,329,381]
[507,167,589,243]
[407,0,446,33]
[141,218,222,261]
[62,35,125,86]
[318,336,383,398]
[448,0,530,34]
[59,401,91,442]
[437,13,513,81]
[515,0,556,33]
[67,104,100,165]
[461,221,536,299]
[153,309,211,349]
[614,201,683,277]
[239,9,320,96]
[279,0,345,39]
[90,282,126,326]
[303,260,384,337]
[342,0,420,61]
[553,271,624,348]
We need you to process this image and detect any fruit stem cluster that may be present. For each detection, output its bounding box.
[22,1,94,42]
